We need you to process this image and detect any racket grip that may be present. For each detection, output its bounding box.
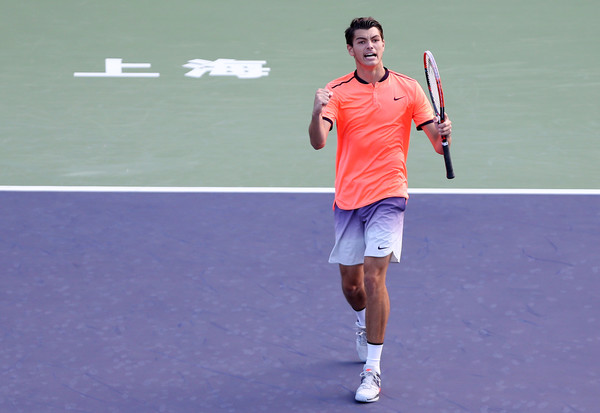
[442,141,455,179]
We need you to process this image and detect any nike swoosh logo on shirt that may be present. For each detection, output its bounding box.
[394,96,405,101]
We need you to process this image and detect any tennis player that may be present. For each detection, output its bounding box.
[308,17,452,403]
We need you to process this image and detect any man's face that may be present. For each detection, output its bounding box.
[347,27,385,67]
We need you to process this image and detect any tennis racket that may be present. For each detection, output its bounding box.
[424,50,454,179]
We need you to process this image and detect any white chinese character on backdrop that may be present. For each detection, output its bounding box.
[74,58,160,78]
[182,59,270,79]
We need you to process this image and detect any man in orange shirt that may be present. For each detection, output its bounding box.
[308,17,452,403]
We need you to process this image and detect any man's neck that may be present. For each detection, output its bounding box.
[355,64,386,85]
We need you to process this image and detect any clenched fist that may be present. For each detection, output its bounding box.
[313,88,333,116]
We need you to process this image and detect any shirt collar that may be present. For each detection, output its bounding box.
[354,68,389,84]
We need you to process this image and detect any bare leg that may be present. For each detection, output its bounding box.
[339,254,391,343]
[339,263,366,312]
[362,255,391,344]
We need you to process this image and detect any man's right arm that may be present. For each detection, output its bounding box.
[309,88,333,150]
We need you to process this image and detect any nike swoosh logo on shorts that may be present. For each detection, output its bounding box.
[394,96,405,101]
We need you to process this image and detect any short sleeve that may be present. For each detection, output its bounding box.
[412,83,434,130]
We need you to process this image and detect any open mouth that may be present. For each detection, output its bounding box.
[364,53,377,58]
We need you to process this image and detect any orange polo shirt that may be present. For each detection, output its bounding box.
[322,68,434,210]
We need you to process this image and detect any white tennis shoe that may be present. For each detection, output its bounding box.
[355,322,367,362]
[355,367,381,403]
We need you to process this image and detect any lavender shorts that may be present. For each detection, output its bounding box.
[328,197,407,266]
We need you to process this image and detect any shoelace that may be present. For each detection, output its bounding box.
[359,370,381,388]
[356,328,367,343]
[356,325,367,343]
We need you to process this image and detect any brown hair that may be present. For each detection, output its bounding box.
[344,17,384,46]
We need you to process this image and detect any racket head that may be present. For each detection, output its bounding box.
[423,50,445,120]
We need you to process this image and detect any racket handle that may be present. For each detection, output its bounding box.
[442,140,455,179]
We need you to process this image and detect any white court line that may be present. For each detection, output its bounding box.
[0,186,598,195]
[0,186,331,193]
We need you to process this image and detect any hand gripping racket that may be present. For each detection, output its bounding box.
[424,50,455,179]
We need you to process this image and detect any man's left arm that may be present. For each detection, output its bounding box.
[422,116,452,155]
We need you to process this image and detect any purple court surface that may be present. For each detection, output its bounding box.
[1,191,599,412]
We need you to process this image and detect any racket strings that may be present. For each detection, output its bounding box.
[426,61,441,115]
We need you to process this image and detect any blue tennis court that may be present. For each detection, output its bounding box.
[2,190,598,412]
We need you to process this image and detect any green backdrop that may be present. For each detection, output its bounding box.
[2,0,598,189]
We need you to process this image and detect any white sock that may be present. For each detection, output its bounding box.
[355,308,366,328]
[365,343,383,374]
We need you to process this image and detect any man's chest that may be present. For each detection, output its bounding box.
[336,84,411,126]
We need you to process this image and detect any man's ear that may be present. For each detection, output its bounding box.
[347,44,355,57]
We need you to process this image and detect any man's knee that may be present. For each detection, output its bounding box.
[342,279,363,297]
[363,256,390,294]
[363,273,386,296]
[339,264,363,296]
